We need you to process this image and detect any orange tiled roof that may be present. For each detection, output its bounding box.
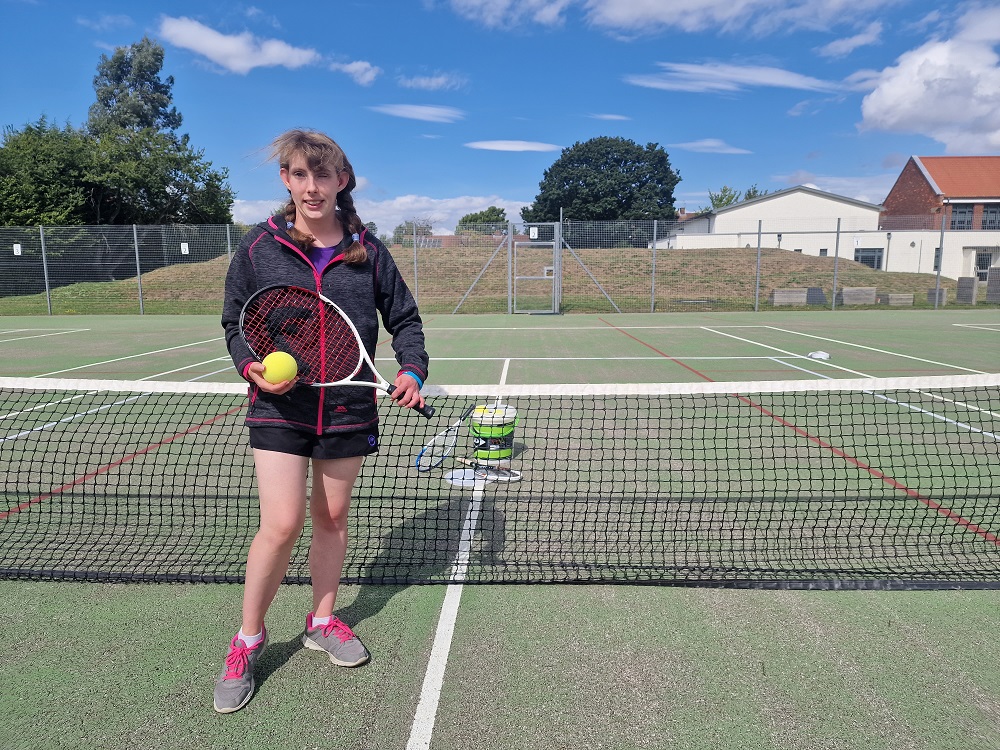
[916,156,1000,198]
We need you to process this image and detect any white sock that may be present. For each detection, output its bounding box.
[238,628,264,647]
[311,614,332,628]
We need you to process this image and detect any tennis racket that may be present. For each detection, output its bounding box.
[455,457,522,483]
[239,284,434,418]
[415,404,475,472]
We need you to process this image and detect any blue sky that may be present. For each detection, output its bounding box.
[2,0,999,234]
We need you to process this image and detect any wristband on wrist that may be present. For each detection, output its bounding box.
[401,370,424,389]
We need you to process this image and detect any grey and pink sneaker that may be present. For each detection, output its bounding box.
[213,627,268,714]
[301,613,369,667]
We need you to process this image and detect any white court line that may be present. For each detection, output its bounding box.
[38,338,225,377]
[0,329,90,344]
[703,328,877,379]
[953,323,1000,332]
[425,324,771,331]
[407,363,511,750]
[762,326,989,374]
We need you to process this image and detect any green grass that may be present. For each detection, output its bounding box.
[0,247,993,315]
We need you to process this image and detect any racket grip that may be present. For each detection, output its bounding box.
[386,384,435,418]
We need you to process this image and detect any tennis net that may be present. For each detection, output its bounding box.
[1,374,998,588]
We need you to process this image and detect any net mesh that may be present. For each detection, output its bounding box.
[1,375,998,588]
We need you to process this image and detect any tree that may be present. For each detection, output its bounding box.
[520,137,679,223]
[456,206,507,232]
[0,118,94,225]
[2,39,233,226]
[707,185,742,210]
[392,220,433,246]
[700,184,771,212]
[88,37,182,136]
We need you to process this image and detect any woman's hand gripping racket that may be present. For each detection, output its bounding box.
[415,404,475,471]
[239,285,434,418]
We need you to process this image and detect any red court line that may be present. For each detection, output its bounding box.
[0,408,241,521]
[598,318,1000,546]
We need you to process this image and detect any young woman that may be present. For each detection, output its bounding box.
[215,129,429,714]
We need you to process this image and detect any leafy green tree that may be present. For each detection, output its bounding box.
[700,184,771,212]
[456,206,507,232]
[708,185,742,209]
[392,220,433,246]
[520,137,679,222]
[87,37,182,136]
[2,38,232,226]
[0,118,94,225]
[364,221,378,237]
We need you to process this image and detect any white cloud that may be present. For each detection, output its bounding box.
[447,0,575,27]
[625,62,839,94]
[232,199,285,225]
[817,21,882,59]
[465,140,562,151]
[589,113,630,121]
[330,60,382,86]
[356,195,531,236]
[158,16,320,74]
[398,73,468,91]
[670,138,752,154]
[369,104,466,123]
[446,0,897,36]
[859,7,1000,152]
[774,170,897,204]
[76,14,132,32]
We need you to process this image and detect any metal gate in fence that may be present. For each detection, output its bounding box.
[513,223,561,314]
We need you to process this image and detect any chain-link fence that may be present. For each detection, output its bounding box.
[0,218,997,315]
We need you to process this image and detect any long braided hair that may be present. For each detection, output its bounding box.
[270,129,367,264]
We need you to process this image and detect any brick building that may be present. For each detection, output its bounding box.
[881,155,1000,231]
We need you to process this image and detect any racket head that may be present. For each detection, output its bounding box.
[456,457,522,483]
[239,285,363,386]
[415,430,459,471]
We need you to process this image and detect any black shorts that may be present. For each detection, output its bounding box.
[248,426,379,459]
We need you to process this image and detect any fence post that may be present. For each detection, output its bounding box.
[651,220,657,312]
[226,224,233,262]
[412,224,419,304]
[39,225,52,316]
[831,218,842,310]
[754,220,762,311]
[934,209,946,309]
[133,225,145,315]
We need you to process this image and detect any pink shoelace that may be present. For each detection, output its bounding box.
[319,616,356,643]
[223,636,260,680]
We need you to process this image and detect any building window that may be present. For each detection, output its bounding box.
[854,248,883,269]
[950,203,974,230]
[819,248,828,257]
[983,205,1000,231]
[976,250,996,281]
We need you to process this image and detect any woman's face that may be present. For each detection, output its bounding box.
[280,153,350,226]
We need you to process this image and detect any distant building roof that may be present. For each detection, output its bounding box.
[914,156,1000,198]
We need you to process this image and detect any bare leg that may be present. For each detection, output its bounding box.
[241,449,310,635]
[308,455,364,617]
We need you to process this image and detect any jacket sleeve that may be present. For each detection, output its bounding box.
[221,229,263,380]
[371,238,429,384]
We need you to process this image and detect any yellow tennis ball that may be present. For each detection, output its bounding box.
[262,351,298,384]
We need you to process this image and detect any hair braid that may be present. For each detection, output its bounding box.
[336,190,368,265]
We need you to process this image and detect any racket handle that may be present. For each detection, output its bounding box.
[386,385,435,418]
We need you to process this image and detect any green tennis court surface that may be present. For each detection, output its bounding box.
[1,309,999,748]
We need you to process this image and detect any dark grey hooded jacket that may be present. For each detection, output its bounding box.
[221,215,428,434]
